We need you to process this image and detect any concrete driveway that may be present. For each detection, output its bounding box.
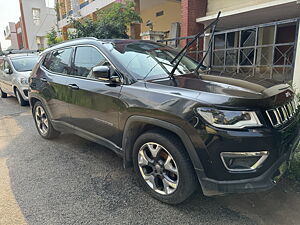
[0,96,299,225]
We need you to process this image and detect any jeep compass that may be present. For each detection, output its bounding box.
[29,36,300,204]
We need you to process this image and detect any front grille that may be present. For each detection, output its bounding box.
[266,97,299,127]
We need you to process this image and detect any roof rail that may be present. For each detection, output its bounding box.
[49,37,99,47]
[1,49,40,56]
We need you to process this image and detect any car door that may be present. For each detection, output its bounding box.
[1,60,14,94]
[38,47,73,123]
[67,45,123,147]
[0,60,6,92]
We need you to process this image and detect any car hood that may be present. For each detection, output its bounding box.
[17,71,32,77]
[146,73,294,109]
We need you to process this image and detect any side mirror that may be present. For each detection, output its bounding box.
[92,66,110,80]
[4,68,12,74]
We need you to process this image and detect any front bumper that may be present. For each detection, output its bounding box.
[197,147,296,196]
[194,111,300,196]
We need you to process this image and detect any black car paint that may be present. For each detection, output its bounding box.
[29,39,300,196]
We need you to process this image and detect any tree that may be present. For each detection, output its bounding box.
[69,0,142,39]
[46,27,63,46]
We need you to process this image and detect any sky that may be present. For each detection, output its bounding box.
[0,0,55,50]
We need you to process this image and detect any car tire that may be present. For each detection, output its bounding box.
[0,88,7,98]
[33,101,60,139]
[133,130,198,204]
[15,89,27,106]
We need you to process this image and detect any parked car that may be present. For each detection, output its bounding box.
[29,38,300,204]
[0,52,39,106]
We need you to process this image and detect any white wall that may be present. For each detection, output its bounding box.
[206,0,296,16]
[22,0,56,50]
[5,22,19,50]
[293,22,300,93]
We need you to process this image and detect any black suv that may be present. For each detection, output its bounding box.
[29,37,300,204]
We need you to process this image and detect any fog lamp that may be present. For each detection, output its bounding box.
[220,151,269,172]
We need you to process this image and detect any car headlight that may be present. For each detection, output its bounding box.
[197,108,262,129]
[20,77,29,85]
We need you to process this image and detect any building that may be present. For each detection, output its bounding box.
[3,0,57,50]
[4,22,19,50]
[57,0,300,90]
[19,0,57,50]
[57,0,119,39]
[151,0,300,92]
[15,20,24,50]
[56,0,183,40]
[194,0,300,91]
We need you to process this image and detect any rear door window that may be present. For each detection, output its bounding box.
[73,46,107,78]
[43,48,73,75]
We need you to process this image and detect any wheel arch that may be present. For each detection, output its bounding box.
[13,85,18,95]
[29,96,41,108]
[122,116,204,173]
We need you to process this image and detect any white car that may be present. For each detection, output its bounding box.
[0,53,38,106]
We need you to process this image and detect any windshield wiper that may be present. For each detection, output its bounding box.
[169,11,221,77]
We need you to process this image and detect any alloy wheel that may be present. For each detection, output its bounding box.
[35,106,49,135]
[138,142,179,195]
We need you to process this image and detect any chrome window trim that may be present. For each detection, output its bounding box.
[40,44,124,84]
[41,46,74,77]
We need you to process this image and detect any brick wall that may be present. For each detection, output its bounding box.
[15,21,24,49]
[181,0,207,45]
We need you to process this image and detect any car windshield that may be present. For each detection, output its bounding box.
[11,56,38,72]
[106,41,199,80]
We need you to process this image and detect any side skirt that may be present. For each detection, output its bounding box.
[52,120,123,157]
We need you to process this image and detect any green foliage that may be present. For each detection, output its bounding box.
[289,145,300,182]
[46,27,63,46]
[69,0,142,39]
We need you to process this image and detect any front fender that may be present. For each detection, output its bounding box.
[122,115,205,172]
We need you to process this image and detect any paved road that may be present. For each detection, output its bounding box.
[1,96,300,225]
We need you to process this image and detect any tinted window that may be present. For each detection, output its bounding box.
[43,52,52,68]
[4,60,11,70]
[11,56,38,72]
[44,48,73,74]
[73,46,107,77]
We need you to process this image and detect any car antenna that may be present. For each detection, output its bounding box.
[169,11,221,78]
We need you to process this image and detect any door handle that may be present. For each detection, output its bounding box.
[68,84,79,90]
[40,78,47,82]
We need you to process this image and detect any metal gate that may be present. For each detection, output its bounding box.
[158,18,299,83]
